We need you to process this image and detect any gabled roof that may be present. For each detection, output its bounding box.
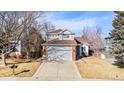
[59,29,75,35]
[48,29,63,34]
[74,37,90,45]
[42,38,77,46]
[48,29,75,35]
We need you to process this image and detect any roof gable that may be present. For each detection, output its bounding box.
[48,29,63,34]
[74,37,90,45]
[48,29,75,35]
[59,30,75,35]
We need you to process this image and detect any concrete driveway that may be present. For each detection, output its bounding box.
[34,61,81,81]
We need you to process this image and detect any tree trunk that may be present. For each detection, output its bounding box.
[2,53,6,66]
[26,51,30,59]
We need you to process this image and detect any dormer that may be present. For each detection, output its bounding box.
[58,30,75,40]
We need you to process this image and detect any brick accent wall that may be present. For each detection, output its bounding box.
[42,46,47,61]
[72,46,76,62]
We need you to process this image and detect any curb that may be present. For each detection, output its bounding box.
[73,62,82,79]
[33,62,45,78]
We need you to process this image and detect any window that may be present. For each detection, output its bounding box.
[63,34,69,38]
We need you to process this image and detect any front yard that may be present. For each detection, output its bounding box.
[0,58,41,77]
[76,57,124,80]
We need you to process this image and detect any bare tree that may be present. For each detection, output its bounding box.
[41,22,55,41]
[82,26,105,51]
[0,12,25,66]
[94,26,105,50]
[82,26,91,39]
[0,11,44,66]
[21,12,44,59]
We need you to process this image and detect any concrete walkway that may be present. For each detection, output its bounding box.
[34,61,81,81]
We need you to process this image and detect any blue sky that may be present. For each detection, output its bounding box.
[46,11,115,37]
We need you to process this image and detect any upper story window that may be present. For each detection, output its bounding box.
[49,34,57,37]
[63,34,69,38]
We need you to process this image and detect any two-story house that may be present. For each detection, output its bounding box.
[42,29,90,63]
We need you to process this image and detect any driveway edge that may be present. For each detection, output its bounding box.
[73,63,82,80]
[33,62,45,78]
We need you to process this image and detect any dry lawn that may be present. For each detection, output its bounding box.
[0,58,41,77]
[77,57,124,80]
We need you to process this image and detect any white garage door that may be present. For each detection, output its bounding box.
[46,46,72,61]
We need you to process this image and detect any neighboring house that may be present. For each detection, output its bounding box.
[42,29,90,62]
[9,40,22,55]
[0,40,22,55]
[104,37,112,52]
